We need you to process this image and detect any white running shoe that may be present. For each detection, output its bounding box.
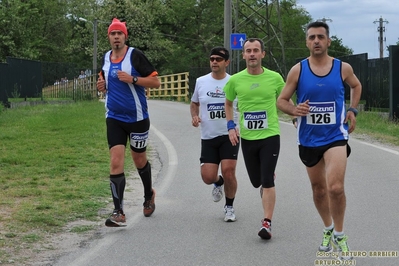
[212,184,223,202]
[224,205,236,222]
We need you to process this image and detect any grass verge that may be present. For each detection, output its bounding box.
[0,101,134,264]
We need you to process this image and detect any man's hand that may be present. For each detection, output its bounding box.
[191,115,201,127]
[97,72,106,93]
[293,100,310,117]
[228,128,240,146]
[345,112,356,134]
[117,70,133,84]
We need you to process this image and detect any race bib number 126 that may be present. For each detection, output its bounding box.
[307,102,336,125]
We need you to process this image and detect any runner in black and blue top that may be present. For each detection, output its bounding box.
[277,21,362,261]
[97,18,161,227]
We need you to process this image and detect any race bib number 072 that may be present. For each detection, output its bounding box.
[243,111,267,130]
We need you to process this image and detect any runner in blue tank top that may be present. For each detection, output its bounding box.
[97,18,160,227]
[297,58,348,147]
[277,21,362,261]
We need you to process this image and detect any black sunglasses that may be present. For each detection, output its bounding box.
[210,57,225,62]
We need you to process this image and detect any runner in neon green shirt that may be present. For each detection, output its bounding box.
[224,38,287,240]
[224,67,284,140]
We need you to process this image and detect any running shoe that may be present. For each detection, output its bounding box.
[224,205,236,222]
[105,209,126,227]
[258,219,272,240]
[318,228,333,252]
[332,234,353,260]
[143,189,156,217]
[212,183,223,202]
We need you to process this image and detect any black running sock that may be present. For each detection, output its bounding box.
[225,197,235,207]
[214,175,224,186]
[110,173,126,211]
[138,161,153,201]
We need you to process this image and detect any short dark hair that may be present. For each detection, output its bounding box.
[210,47,229,60]
[306,21,330,37]
[243,38,265,52]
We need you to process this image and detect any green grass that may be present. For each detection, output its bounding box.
[355,112,399,146]
[0,101,137,263]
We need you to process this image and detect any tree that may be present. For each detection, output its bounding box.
[0,0,72,62]
[150,0,226,73]
[0,0,357,76]
[329,35,353,57]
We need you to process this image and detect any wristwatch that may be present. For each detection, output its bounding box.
[347,107,358,117]
[132,76,138,84]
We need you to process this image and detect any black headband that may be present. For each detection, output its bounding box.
[210,51,229,60]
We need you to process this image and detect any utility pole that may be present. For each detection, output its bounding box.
[374,16,389,58]
[224,0,232,74]
[79,17,98,77]
[234,0,240,73]
[276,0,286,76]
[265,0,272,67]
[317,17,333,24]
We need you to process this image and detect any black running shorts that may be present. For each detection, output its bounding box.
[106,117,150,153]
[200,135,239,164]
[298,140,351,167]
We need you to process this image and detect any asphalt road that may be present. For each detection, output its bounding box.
[55,100,399,266]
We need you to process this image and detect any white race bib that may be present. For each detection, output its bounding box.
[243,111,268,130]
[207,102,226,120]
[130,131,149,149]
[306,102,336,125]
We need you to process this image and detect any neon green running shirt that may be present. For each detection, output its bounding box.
[224,67,285,140]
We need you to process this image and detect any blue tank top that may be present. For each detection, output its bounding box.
[296,58,348,147]
[103,47,148,123]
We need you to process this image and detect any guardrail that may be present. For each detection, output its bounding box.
[147,72,189,102]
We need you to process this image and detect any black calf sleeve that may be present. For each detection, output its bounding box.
[138,161,153,200]
[110,173,126,211]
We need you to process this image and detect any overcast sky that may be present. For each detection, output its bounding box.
[297,0,399,59]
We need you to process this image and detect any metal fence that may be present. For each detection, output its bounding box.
[0,57,88,106]
[367,58,390,109]
[42,75,98,101]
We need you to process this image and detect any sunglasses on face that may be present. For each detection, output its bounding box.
[210,57,225,62]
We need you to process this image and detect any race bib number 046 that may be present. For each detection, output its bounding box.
[306,102,336,125]
[243,111,267,130]
[207,103,226,120]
